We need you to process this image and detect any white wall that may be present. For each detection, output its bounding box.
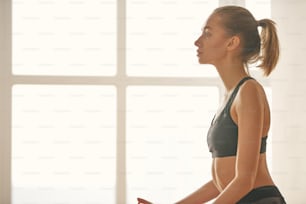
[271,0,306,203]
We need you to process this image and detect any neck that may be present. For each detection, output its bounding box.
[214,60,249,93]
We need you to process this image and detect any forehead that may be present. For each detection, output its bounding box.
[202,14,223,30]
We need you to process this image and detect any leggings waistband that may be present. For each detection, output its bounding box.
[237,185,285,203]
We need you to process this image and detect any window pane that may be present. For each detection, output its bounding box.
[127,1,218,77]
[12,85,116,204]
[126,86,218,203]
[12,0,116,76]
[246,0,271,19]
[245,0,271,71]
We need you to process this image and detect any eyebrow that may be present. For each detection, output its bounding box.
[202,26,212,31]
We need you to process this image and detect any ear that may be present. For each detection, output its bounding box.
[227,35,241,51]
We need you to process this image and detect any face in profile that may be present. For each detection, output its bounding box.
[194,14,232,66]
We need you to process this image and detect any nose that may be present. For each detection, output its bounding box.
[194,36,201,47]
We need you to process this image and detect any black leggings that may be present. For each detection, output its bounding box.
[237,185,286,204]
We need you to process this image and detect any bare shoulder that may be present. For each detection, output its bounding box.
[237,79,266,102]
[230,78,270,128]
[231,78,270,135]
[231,79,268,117]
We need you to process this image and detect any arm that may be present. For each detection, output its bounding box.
[213,82,264,204]
[138,180,219,204]
[174,180,220,204]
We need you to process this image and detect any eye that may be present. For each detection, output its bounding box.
[203,29,211,38]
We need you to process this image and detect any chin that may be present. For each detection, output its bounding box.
[199,60,214,67]
[197,56,207,64]
[198,59,209,64]
[197,56,213,64]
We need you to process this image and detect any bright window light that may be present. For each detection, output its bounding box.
[126,1,218,77]
[12,0,116,76]
[12,85,116,204]
[246,0,271,19]
[126,86,218,203]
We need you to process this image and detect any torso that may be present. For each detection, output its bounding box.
[210,79,275,192]
[212,155,275,191]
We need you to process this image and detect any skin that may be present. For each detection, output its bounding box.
[138,13,275,204]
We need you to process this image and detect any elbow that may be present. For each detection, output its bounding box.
[233,175,256,192]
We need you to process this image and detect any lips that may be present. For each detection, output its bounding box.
[197,50,203,56]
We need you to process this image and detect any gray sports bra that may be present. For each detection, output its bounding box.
[207,77,267,158]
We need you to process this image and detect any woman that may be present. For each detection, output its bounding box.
[138,6,286,204]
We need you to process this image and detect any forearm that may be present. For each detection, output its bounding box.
[174,180,220,204]
[213,178,253,204]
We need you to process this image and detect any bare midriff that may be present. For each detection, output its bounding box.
[211,153,275,192]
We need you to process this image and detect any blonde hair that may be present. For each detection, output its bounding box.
[213,6,280,76]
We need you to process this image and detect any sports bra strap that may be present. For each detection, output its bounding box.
[225,76,254,112]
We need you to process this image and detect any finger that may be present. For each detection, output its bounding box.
[137,198,152,204]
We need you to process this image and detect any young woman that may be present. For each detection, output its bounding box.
[137,6,286,204]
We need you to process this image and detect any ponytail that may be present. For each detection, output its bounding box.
[213,6,280,76]
[257,19,280,76]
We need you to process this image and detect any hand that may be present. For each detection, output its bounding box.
[137,197,153,204]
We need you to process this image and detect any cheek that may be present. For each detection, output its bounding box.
[207,40,227,56]
[199,41,227,64]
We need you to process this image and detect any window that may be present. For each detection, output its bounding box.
[126,86,218,203]
[126,0,218,77]
[0,0,272,203]
[11,0,118,203]
[12,85,116,204]
[246,0,271,19]
[12,0,116,76]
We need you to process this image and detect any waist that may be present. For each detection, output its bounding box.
[212,154,273,191]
